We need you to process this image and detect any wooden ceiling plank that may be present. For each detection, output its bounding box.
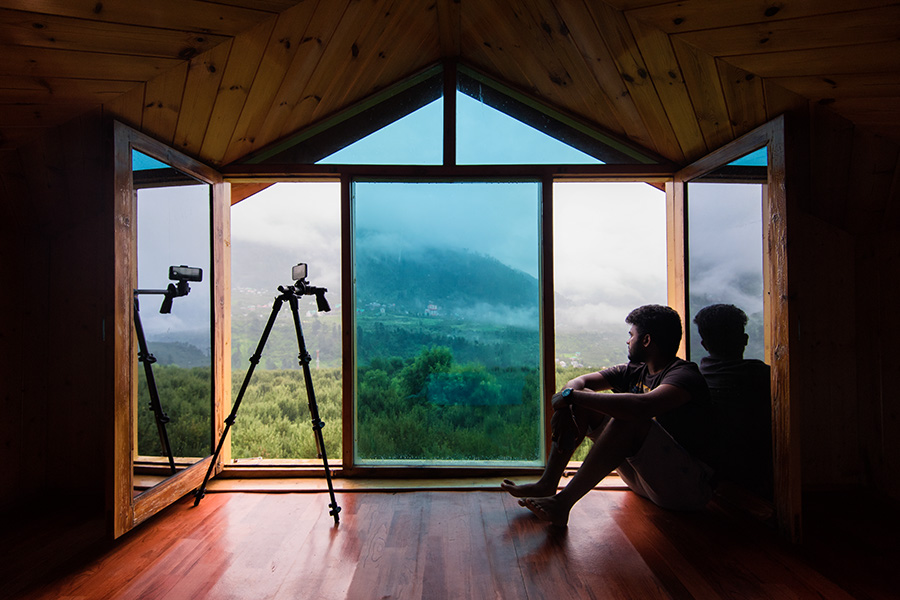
[673,5,900,58]
[0,76,137,102]
[221,0,321,164]
[0,7,230,59]
[210,0,302,12]
[252,0,352,145]
[459,4,544,102]
[762,78,808,122]
[0,44,182,80]
[626,13,707,161]
[519,0,645,147]
[509,0,608,121]
[324,0,442,116]
[671,37,734,151]
[724,40,900,79]
[436,0,461,58]
[463,2,638,149]
[0,0,275,36]
[487,0,604,124]
[199,18,276,165]
[103,82,146,132]
[579,0,683,162]
[716,60,768,139]
[622,0,896,35]
[771,72,900,103]
[275,0,396,137]
[0,103,100,128]
[173,40,232,156]
[141,62,189,146]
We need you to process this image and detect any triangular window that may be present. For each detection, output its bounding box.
[242,63,658,166]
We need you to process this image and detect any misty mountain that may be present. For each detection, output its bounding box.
[232,235,539,318]
[355,236,538,316]
[231,240,338,293]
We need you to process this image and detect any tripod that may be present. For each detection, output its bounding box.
[133,294,177,474]
[133,266,201,475]
[193,275,341,524]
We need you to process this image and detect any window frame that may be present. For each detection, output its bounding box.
[112,122,230,538]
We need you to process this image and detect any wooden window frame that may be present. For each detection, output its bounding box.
[112,121,230,538]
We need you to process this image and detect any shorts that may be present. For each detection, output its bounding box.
[616,419,714,511]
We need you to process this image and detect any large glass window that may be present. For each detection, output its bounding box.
[353,180,542,465]
[133,150,212,469]
[229,182,342,460]
[687,156,766,361]
[553,181,667,459]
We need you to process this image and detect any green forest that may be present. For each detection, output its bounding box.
[136,353,601,464]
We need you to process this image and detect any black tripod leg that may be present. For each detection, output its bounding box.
[289,296,342,524]
[134,301,177,475]
[194,296,286,506]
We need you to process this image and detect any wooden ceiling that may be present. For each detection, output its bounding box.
[2,0,899,167]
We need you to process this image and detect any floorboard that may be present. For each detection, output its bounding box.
[10,488,900,599]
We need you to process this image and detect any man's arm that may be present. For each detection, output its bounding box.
[566,371,612,392]
[560,383,691,421]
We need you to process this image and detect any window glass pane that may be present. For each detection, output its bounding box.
[687,179,765,362]
[229,182,342,460]
[353,181,542,465]
[134,151,212,463]
[250,69,443,165]
[729,147,767,167]
[457,92,599,165]
[553,182,667,459]
[457,70,652,165]
[318,99,443,165]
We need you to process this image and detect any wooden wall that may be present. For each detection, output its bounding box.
[0,110,112,520]
[795,105,900,496]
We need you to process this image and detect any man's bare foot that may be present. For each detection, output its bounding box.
[500,479,556,498]
[518,497,570,527]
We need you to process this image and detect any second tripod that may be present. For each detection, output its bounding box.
[194,263,341,524]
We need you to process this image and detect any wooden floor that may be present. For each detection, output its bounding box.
[10,488,900,599]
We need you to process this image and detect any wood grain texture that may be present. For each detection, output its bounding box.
[10,489,895,600]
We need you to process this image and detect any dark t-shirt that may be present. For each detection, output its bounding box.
[699,356,772,496]
[699,357,770,396]
[600,358,715,465]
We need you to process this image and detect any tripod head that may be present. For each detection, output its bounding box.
[135,264,203,313]
[279,262,330,312]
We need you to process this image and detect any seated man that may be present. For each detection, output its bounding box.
[502,304,715,526]
[693,303,772,499]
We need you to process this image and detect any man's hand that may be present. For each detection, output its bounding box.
[551,388,573,411]
[551,392,566,411]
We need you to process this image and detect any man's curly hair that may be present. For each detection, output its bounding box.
[625,304,683,357]
[693,303,748,356]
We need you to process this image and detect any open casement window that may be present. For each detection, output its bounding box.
[112,122,230,538]
[668,115,801,543]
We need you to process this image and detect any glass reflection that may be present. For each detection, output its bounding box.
[687,151,773,500]
[687,180,764,361]
[133,150,212,491]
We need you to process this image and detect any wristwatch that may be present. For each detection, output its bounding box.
[560,387,574,405]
